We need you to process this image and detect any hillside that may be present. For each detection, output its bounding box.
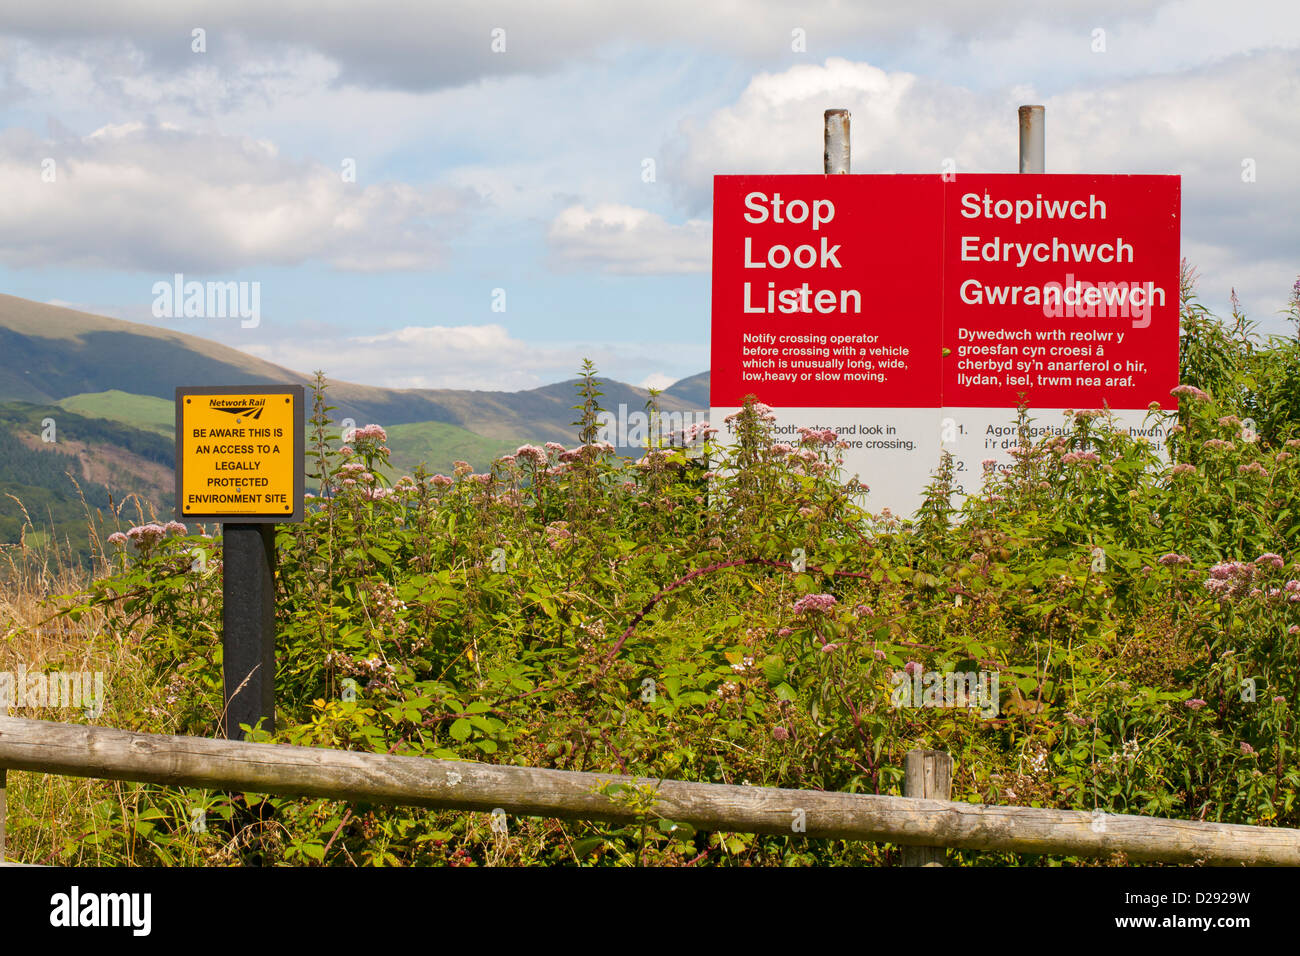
[57,390,176,438]
[0,293,710,551]
[662,370,709,408]
[0,294,708,436]
[0,401,174,558]
[383,421,528,477]
[0,294,311,405]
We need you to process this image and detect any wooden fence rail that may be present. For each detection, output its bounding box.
[1,716,1297,865]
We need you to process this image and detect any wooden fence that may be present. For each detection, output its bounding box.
[1,716,1297,865]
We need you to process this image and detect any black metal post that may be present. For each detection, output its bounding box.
[221,523,276,739]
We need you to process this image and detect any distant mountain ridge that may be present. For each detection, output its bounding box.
[0,293,711,552]
[0,293,709,440]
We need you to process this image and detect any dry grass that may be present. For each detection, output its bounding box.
[0,500,179,865]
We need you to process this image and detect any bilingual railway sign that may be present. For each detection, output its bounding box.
[175,385,304,522]
[710,173,1181,513]
[175,384,304,739]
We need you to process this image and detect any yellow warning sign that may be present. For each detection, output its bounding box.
[175,386,304,521]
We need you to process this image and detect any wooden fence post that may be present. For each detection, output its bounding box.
[903,749,953,866]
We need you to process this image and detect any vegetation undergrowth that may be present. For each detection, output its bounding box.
[3,264,1300,866]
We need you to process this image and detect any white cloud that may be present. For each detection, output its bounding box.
[0,122,480,272]
[0,34,341,116]
[547,203,710,274]
[670,57,1017,209]
[639,372,677,391]
[5,0,1300,366]
[0,1,1173,94]
[237,321,708,391]
[948,0,1300,88]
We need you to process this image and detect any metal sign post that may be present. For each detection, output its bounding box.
[221,524,277,738]
[1019,104,1045,173]
[175,385,304,739]
[824,108,850,175]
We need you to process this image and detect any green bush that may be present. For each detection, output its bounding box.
[25,275,1300,867]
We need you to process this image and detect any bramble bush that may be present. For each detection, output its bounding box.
[10,269,1300,866]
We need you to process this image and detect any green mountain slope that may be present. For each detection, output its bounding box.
[0,401,176,561]
[384,421,526,476]
[0,295,709,438]
[0,294,310,403]
[0,292,713,554]
[57,390,176,437]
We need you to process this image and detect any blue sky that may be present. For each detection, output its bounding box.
[0,1,1297,391]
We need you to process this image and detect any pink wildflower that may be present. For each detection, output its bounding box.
[126,523,166,546]
[792,593,837,614]
[1061,450,1100,466]
[1170,384,1210,401]
[516,445,548,466]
